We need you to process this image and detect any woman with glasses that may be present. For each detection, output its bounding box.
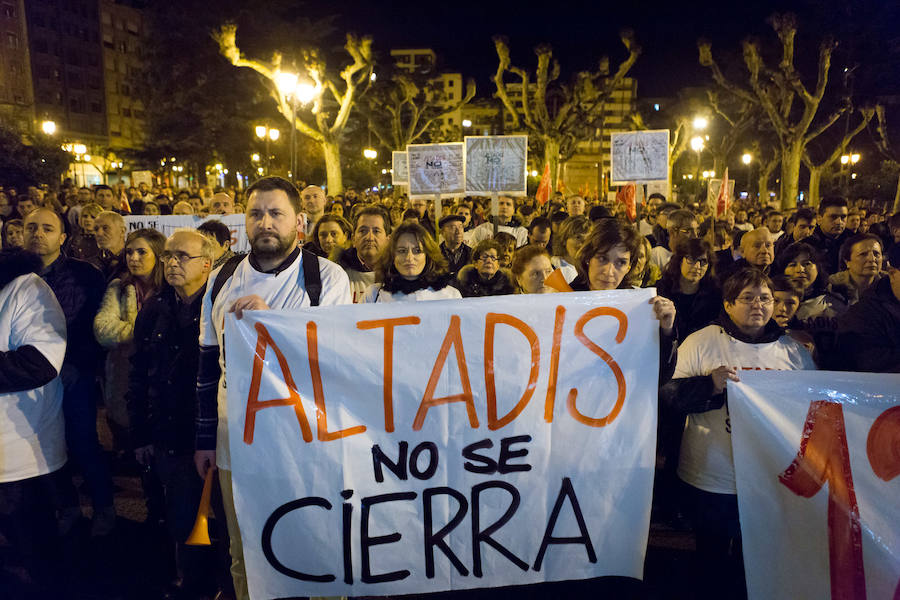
[94,228,167,452]
[656,238,721,341]
[661,267,815,599]
[455,239,515,297]
[364,222,460,303]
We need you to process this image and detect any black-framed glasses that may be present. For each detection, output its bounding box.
[683,257,709,267]
[161,251,204,264]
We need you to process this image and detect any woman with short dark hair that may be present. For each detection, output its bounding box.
[656,238,721,341]
[454,239,515,297]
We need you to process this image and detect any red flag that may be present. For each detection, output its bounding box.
[616,183,637,222]
[716,168,731,218]
[535,162,552,205]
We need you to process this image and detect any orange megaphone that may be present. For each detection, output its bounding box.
[186,469,214,546]
[544,268,574,293]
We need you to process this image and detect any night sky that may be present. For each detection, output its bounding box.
[305,0,821,97]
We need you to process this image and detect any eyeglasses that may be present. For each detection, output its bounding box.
[735,295,774,306]
[676,228,699,237]
[683,257,709,267]
[161,251,204,264]
[478,254,499,262]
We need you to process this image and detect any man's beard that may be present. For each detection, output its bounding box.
[250,231,295,260]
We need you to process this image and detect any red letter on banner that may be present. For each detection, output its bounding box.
[779,400,866,600]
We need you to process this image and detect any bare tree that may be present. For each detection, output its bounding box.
[363,73,475,151]
[802,108,874,206]
[699,14,849,209]
[493,32,640,194]
[871,105,900,212]
[215,24,373,193]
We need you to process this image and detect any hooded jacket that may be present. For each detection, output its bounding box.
[454,265,515,298]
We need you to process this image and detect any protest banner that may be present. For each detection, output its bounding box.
[407,142,465,199]
[464,135,527,196]
[706,178,735,211]
[123,213,250,252]
[729,371,900,600]
[610,130,669,184]
[224,290,661,598]
[392,151,409,186]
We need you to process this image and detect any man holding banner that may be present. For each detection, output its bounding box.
[193,177,351,600]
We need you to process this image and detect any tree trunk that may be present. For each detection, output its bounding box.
[544,138,561,195]
[758,163,775,202]
[807,166,822,208]
[322,139,343,195]
[893,171,900,214]
[780,140,803,210]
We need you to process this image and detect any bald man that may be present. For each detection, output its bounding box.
[209,193,234,215]
[719,227,775,284]
[301,185,326,232]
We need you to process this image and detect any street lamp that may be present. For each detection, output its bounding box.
[255,125,280,174]
[693,116,709,130]
[462,119,472,128]
[41,120,57,135]
[363,147,378,160]
[741,153,752,165]
[840,153,861,192]
[690,136,704,152]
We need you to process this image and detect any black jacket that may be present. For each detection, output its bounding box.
[127,285,205,454]
[834,277,900,372]
[40,254,106,373]
[454,265,515,297]
[440,242,472,277]
[656,277,722,342]
[804,226,850,276]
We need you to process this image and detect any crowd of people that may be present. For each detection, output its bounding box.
[1,176,899,600]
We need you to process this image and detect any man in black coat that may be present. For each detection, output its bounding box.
[833,267,900,372]
[127,230,215,597]
[804,196,850,276]
[24,208,115,536]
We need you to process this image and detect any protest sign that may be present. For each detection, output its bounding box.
[464,135,527,196]
[610,130,669,184]
[131,170,153,187]
[224,290,661,597]
[407,142,465,198]
[730,371,900,600]
[123,213,249,252]
[706,178,735,210]
[392,151,409,185]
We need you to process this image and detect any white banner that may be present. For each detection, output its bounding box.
[407,142,465,198]
[123,214,249,252]
[610,130,669,184]
[464,135,527,196]
[730,371,900,600]
[224,290,661,598]
[392,151,409,185]
[706,178,735,209]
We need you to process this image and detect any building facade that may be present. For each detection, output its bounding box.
[0,0,35,132]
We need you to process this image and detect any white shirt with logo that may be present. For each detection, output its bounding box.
[675,324,815,494]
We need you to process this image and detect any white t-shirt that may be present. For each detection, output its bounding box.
[675,324,815,494]
[0,274,67,483]
[470,221,528,247]
[199,252,352,469]
[649,245,672,271]
[364,284,462,303]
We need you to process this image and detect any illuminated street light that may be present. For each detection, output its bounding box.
[370,72,377,82]
[381,168,388,174]
[462,119,472,128]
[850,153,860,164]
[693,116,709,130]
[83,154,91,161]
[742,153,752,165]
[363,147,378,160]
[41,120,57,135]
[274,71,299,97]
[72,143,87,155]
[257,167,264,175]
[251,153,260,162]
[530,170,538,177]
[690,136,704,152]
[295,81,317,105]
[268,129,279,141]
[255,125,268,139]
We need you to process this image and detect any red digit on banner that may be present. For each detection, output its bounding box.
[866,405,900,600]
[778,400,867,600]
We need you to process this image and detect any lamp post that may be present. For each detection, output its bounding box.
[255,125,280,175]
[274,70,319,182]
[691,135,705,197]
[741,152,753,197]
[41,120,57,136]
[840,152,860,194]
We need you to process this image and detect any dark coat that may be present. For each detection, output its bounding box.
[440,242,473,277]
[127,285,205,454]
[454,265,515,297]
[40,254,106,373]
[656,277,722,342]
[804,226,850,276]
[834,277,900,372]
